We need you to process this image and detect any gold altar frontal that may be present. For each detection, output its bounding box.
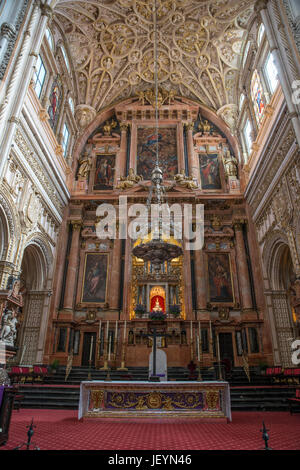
[78,381,232,422]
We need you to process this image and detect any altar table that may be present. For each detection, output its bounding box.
[78,381,231,422]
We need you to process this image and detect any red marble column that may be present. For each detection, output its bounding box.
[184,244,193,319]
[186,122,199,183]
[117,123,128,181]
[63,221,82,310]
[194,249,207,310]
[234,222,252,310]
[110,238,122,310]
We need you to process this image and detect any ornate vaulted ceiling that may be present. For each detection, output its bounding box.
[54,0,255,130]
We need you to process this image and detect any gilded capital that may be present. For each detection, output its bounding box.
[70,220,82,231]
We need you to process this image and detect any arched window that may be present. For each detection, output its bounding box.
[243,119,252,156]
[62,123,70,158]
[257,24,265,46]
[242,40,250,67]
[239,94,245,111]
[45,28,54,51]
[60,45,70,73]
[264,52,279,94]
[33,55,46,99]
[68,97,74,114]
[251,70,265,124]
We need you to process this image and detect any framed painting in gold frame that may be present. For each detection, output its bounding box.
[207,252,234,303]
[81,253,108,304]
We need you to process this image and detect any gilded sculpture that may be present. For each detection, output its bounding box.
[117,168,143,190]
[77,152,92,179]
[223,150,238,178]
[174,169,198,190]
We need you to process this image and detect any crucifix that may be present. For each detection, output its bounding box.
[145,327,169,382]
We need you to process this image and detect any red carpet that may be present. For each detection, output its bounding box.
[1,409,299,450]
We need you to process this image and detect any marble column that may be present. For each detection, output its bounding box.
[234,222,253,310]
[110,238,122,310]
[184,244,193,319]
[117,123,128,181]
[186,122,199,183]
[63,221,82,311]
[194,249,207,310]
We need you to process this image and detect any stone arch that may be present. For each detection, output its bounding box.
[17,235,53,365]
[0,191,20,260]
[262,230,296,366]
[22,234,53,290]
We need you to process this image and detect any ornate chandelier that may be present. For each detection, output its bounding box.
[132,1,183,272]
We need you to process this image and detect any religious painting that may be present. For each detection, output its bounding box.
[207,253,234,303]
[48,76,62,132]
[81,253,108,304]
[93,154,115,190]
[137,127,178,180]
[199,154,221,190]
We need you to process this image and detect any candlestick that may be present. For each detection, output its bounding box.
[123,320,126,341]
[108,334,111,361]
[89,335,94,361]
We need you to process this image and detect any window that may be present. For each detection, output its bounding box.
[33,55,46,99]
[61,45,70,72]
[68,97,74,113]
[242,40,250,67]
[251,70,265,123]
[62,123,70,157]
[45,28,54,50]
[243,119,253,155]
[264,52,279,94]
[239,94,245,111]
[257,24,265,46]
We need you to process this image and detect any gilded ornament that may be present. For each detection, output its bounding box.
[117,168,143,190]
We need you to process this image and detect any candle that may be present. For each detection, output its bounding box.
[217,333,221,362]
[98,319,102,339]
[123,320,126,341]
[89,335,94,361]
[197,334,200,361]
[106,320,109,340]
[190,321,193,341]
[115,320,118,343]
[209,320,212,341]
[108,335,111,361]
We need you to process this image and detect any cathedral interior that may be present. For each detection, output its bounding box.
[0,0,300,449]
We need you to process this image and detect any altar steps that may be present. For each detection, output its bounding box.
[15,383,297,412]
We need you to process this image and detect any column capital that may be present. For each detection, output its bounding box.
[70,220,82,231]
[233,219,247,231]
[120,122,129,132]
[40,3,53,19]
[254,0,268,14]
[184,121,194,132]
